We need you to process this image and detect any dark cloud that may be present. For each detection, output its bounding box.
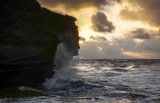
[90,12,115,32]
[79,37,160,59]
[125,28,160,39]
[79,41,129,59]
[119,0,160,27]
[90,36,107,41]
[80,37,86,41]
[115,37,160,56]
[126,28,151,39]
[117,38,160,58]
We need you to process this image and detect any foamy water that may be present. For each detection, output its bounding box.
[1,59,160,103]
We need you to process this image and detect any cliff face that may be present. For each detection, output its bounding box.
[0,0,79,88]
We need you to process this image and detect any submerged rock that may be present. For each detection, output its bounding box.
[0,0,79,88]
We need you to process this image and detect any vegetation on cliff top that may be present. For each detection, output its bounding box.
[0,87,44,98]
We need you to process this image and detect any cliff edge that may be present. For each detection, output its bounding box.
[0,0,79,88]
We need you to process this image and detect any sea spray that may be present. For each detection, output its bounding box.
[43,43,78,90]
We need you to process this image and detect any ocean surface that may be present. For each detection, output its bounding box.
[1,59,160,103]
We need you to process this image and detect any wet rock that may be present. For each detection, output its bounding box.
[112,68,128,72]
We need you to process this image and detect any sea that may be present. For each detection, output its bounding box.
[1,59,160,103]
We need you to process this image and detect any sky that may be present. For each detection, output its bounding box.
[37,0,160,59]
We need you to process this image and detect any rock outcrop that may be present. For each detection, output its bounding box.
[0,0,79,88]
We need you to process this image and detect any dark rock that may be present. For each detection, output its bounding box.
[112,68,128,72]
[0,61,54,88]
[0,0,79,88]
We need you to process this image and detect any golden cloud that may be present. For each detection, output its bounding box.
[37,0,108,11]
[119,0,160,28]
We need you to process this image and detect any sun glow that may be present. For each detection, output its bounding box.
[38,0,160,59]
[97,46,103,52]
[79,41,83,44]
[79,27,93,41]
[122,50,159,59]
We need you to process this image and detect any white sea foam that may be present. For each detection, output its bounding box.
[43,43,78,90]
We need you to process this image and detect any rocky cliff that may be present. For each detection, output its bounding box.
[0,0,79,88]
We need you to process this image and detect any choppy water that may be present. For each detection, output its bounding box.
[1,59,160,103]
